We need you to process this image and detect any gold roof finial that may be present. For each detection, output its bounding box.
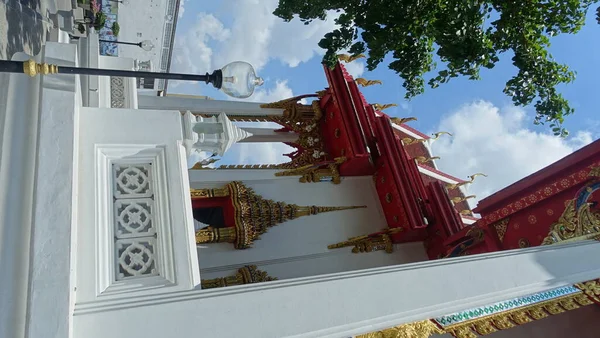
[459,210,473,215]
[451,195,477,204]
[431,131,453,140]
[402,137,427,146]
[446,173,487,190]
[337,53,366,63]
[391,117,418,124]
[373,103,398,111]
[414,156,441,164]
[355,78,382,87]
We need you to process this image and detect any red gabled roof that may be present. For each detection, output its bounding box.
[474,139,600,213]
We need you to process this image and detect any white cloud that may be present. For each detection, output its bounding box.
[431,101,593,204]
[172,13,230,74]
[343,61,365,78]
[173,1,339,76]
[178,0,185,19]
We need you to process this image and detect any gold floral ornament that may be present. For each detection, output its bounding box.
[492,218,510,243]
[201,265,277,289]
[23,59,59,77]
[355,78,383,87]
[194,181,366,249]
[328,228,403,254]
[275,157,346,184]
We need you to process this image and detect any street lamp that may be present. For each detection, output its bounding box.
[99,39,155,51]
[0,60,264,99]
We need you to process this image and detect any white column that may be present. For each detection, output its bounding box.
[73,241,600,338]
[138,95,285,116]
[239,127,298,143]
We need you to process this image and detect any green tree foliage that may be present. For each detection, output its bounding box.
[274,0,598,136]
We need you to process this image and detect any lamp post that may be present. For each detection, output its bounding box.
[99,39,155,51]
[0,60,264,99]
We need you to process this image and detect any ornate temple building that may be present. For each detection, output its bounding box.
[2,34,600,338]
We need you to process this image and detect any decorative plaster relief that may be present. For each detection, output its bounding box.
[96,146,176,296]
[112,165,158,281]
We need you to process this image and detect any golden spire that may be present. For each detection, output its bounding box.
[373,103,398,111]
[355,78,382,87]
[195,181,367,249]
[414,156,440,164]
[337,53,365,63]
[391,117,417,124]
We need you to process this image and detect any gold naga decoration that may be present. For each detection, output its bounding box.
[541,198,600,245]
[260,94,323,121]
[328,228,403,254]
[373,103,398,111]
[337,53,366,63]
[191,157,219,170]
[201,265,277,289]
[414,156,440,164]
[401,137,427,146]
[194,181,366,249]
[359,283,597,338]
[446,173,487,190]
[275,157,346,184]
[355,78,383,87]
[451,195,477,204]
[390,116,418,124]
[431,131,453,140]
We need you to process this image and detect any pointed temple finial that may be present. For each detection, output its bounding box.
[373,103,398,111]
[431,131,453,140]
[402,137,427,146]
[451,195,476,204]
[355,78,382,87]
[391,117,417,125]
[415,156,440,164]
[446,173,487,190]
[194,181,366,249]
[337,53,365,63]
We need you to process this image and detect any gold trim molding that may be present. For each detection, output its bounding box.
[359,282,597,338]
[357,320,443,338]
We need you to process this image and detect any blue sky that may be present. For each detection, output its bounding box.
[172,1,599,201]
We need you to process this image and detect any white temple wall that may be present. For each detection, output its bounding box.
[196,176,411,275]
[200,242,428,281]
